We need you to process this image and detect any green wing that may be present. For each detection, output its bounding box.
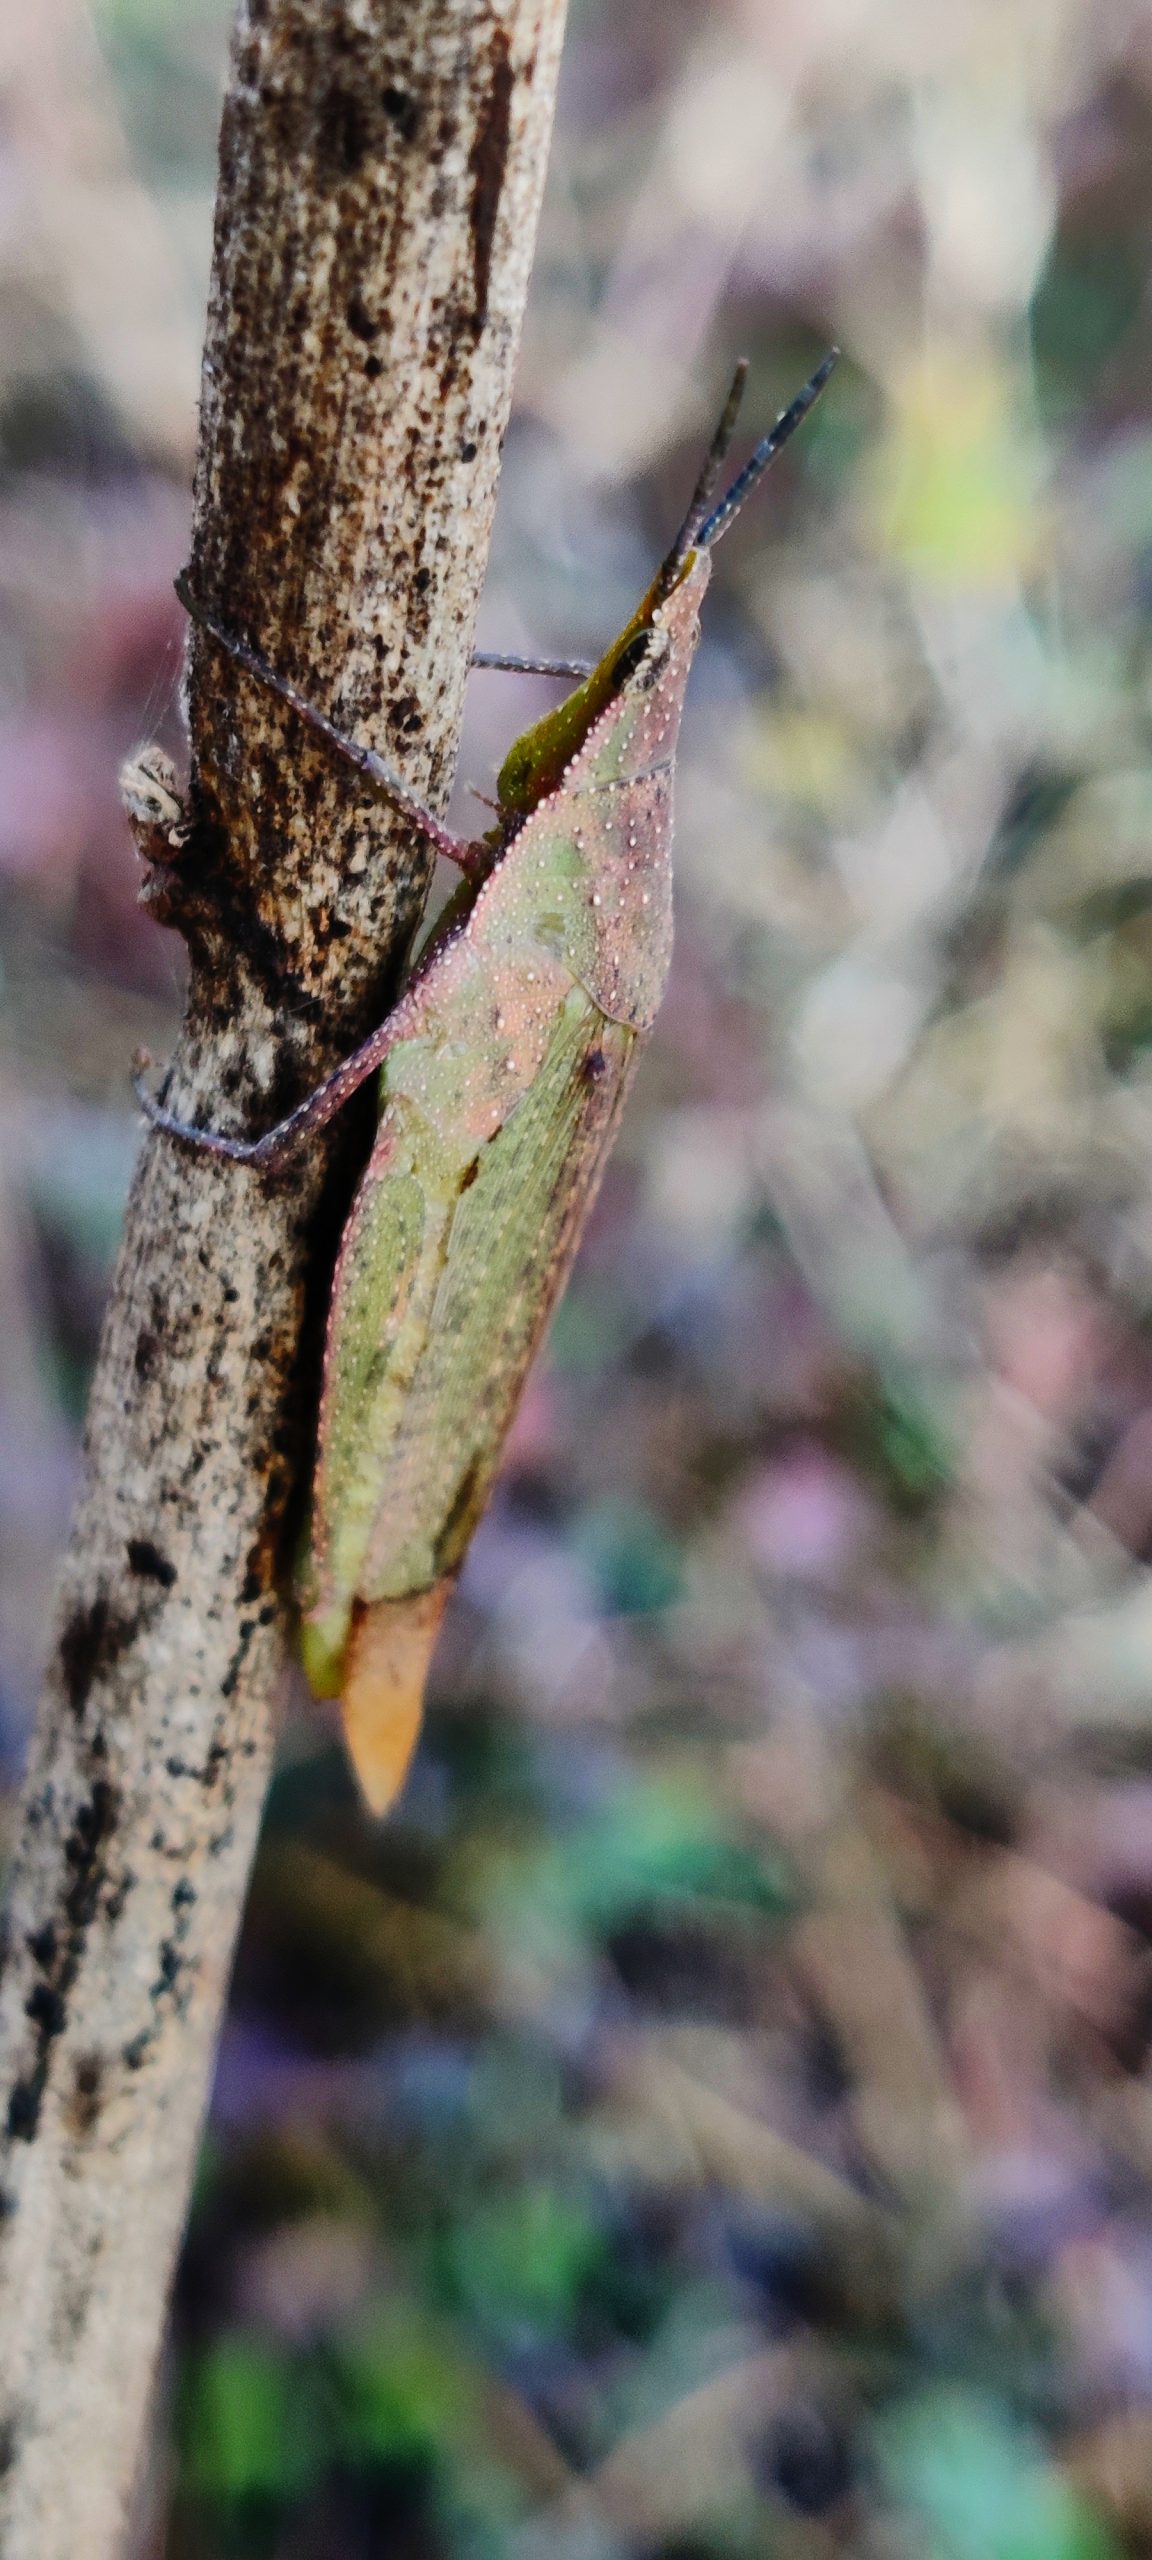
[299,985,635,1693]
[297,1159,433,1695]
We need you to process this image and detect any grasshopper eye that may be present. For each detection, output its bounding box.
[613,626,670,694]
[611,632,649,686]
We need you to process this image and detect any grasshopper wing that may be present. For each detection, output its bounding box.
[300,987,636,1809]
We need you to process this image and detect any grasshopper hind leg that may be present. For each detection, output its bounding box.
[133,998,403,1171]
[133,1061,271,1164]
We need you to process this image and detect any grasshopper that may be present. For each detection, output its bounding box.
[135,351,837,1811]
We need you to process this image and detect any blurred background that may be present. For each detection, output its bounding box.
[5,0,1152,2550]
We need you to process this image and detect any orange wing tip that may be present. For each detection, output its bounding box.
[340,1581,451,1817]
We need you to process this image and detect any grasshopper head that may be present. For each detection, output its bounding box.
[495,349,838,821]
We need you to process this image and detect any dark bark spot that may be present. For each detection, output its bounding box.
[6,2081,39,2140]
[127,1538,177,1589]
[4,1776,119,2140]
[133,1327,160,1382]
[318,83,369,175]
[165,1741,226,1788]
[58,1590,135,1717]
[382,84,420,141]
[67,2054,104,2136]
[152,1942,181,1998]
[25,1983,66,2037]
[346,291,376,342]
[468,25,514,330]
[104,1870,135,1923]
[241,1520,280,1604]
[63,1783,120,1935]
[172,802,296,1013]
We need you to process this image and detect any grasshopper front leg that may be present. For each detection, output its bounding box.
[135,578,521,1165]
[175,572,494,882]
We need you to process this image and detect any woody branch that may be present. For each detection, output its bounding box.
[0,2,567,2552]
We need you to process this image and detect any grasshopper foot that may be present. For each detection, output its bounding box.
[132,1054,271,1165]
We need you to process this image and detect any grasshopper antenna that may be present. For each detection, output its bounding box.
[661,358,750,584]
[696,347,839,552]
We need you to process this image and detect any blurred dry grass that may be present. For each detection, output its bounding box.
[6,0,1152,2552]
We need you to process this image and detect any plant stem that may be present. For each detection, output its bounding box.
[0,4,567,2550]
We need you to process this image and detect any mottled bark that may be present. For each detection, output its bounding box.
[0,3,567,2551]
